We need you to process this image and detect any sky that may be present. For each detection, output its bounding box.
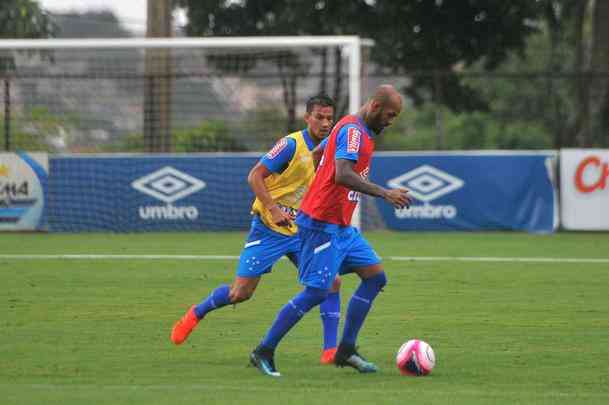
[38,0,187,35]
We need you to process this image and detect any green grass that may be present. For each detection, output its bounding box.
[1,231,609,404]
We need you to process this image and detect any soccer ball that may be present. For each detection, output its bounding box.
[396,339,436,376]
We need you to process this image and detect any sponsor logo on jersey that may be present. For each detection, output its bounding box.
[347,127,361,153]
[266,138,288,159]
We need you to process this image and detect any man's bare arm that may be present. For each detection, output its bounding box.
[247,162,292,226]
[335,159,411,209]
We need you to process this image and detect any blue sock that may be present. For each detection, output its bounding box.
[261,287,328,350]
[319,291,340,350]
[341,272,387,346]
[194,284,231,319]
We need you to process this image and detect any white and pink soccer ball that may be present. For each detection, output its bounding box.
[396,339,436,376]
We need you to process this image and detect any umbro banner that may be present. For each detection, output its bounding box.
[0,152,48,231]
[560,149,609,230]
[49,155,257,231]
[368,152,558,232]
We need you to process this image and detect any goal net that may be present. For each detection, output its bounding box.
[0,37,370,231]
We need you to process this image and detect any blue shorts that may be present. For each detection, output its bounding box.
[297,226,381,290]
[236,217,300,278]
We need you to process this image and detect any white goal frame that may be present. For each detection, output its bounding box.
[0,36,371,229]
[0,36,373,116]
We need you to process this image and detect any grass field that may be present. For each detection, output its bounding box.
[1,231,609,404]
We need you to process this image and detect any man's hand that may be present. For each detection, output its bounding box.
[269,205,293,227]
[383,188,411,209]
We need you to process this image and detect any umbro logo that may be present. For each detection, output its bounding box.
[131,166,206,204]
[387,165,464,202]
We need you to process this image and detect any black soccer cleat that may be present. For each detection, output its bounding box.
[249,345,281,377]
[334,343,379,373]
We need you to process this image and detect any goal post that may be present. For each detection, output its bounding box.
[0,36,372,231]
[0,35,370,114]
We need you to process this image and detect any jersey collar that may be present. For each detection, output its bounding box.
[302,128,316,151]
[356,116,377,138]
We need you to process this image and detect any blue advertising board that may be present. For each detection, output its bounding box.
[369,152,558,232]
[48,155,258,232]
[47,152,558,233]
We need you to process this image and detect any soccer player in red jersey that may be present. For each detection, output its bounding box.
[171,95,342,365]
[250,85,411,377]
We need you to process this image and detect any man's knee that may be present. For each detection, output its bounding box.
[229,285,254,303]
[355,264,386,286]
[370,271,387,289]
[303,286,329,307]
[363,270,387,291]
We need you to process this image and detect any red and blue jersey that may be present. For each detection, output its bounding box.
[297,115,375,230]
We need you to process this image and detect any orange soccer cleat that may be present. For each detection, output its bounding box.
[320,347,337,365]
[170,305,199,345]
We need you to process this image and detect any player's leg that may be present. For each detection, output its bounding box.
[171,221,285,345]
[171,276,263,346]
[319,275,341,364]
[335,230,385,373]
[192,274,262,321]
[251,227,339,376]
[287,248,342,364]
[250,285,329,376]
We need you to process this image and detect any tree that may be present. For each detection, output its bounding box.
[0,0,54,39]
[178,1,544,113]
[460,0,609,148]
[574,0,609,147]
[0,0,55,71]
[1,0,55,150]
[367,1,546,111]
[176,0,374,129]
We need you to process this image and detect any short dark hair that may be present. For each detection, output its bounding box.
[306,94,335,113]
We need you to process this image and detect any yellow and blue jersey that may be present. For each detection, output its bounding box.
[250,129,317,236]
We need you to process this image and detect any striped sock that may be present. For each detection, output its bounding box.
[194,284,231,319]
[341,272,387,346]
[320,291,340,349]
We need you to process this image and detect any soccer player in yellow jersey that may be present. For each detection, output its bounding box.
[171,95,341,364]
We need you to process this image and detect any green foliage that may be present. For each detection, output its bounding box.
[369,1,545,111]
[240,107,294,149]
[107,132,144,153]
[179,1,546,114]
[380,104,552,151]
[1,107,77,152]
[174,120,245,152]
[0,0,55,72]
[0,0,55,39]
[459,14,579,149]
[107,121,246,152]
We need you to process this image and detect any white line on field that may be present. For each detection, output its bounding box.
[0,254,239,260]
[0,254,608,264]
[389,256,609,264]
